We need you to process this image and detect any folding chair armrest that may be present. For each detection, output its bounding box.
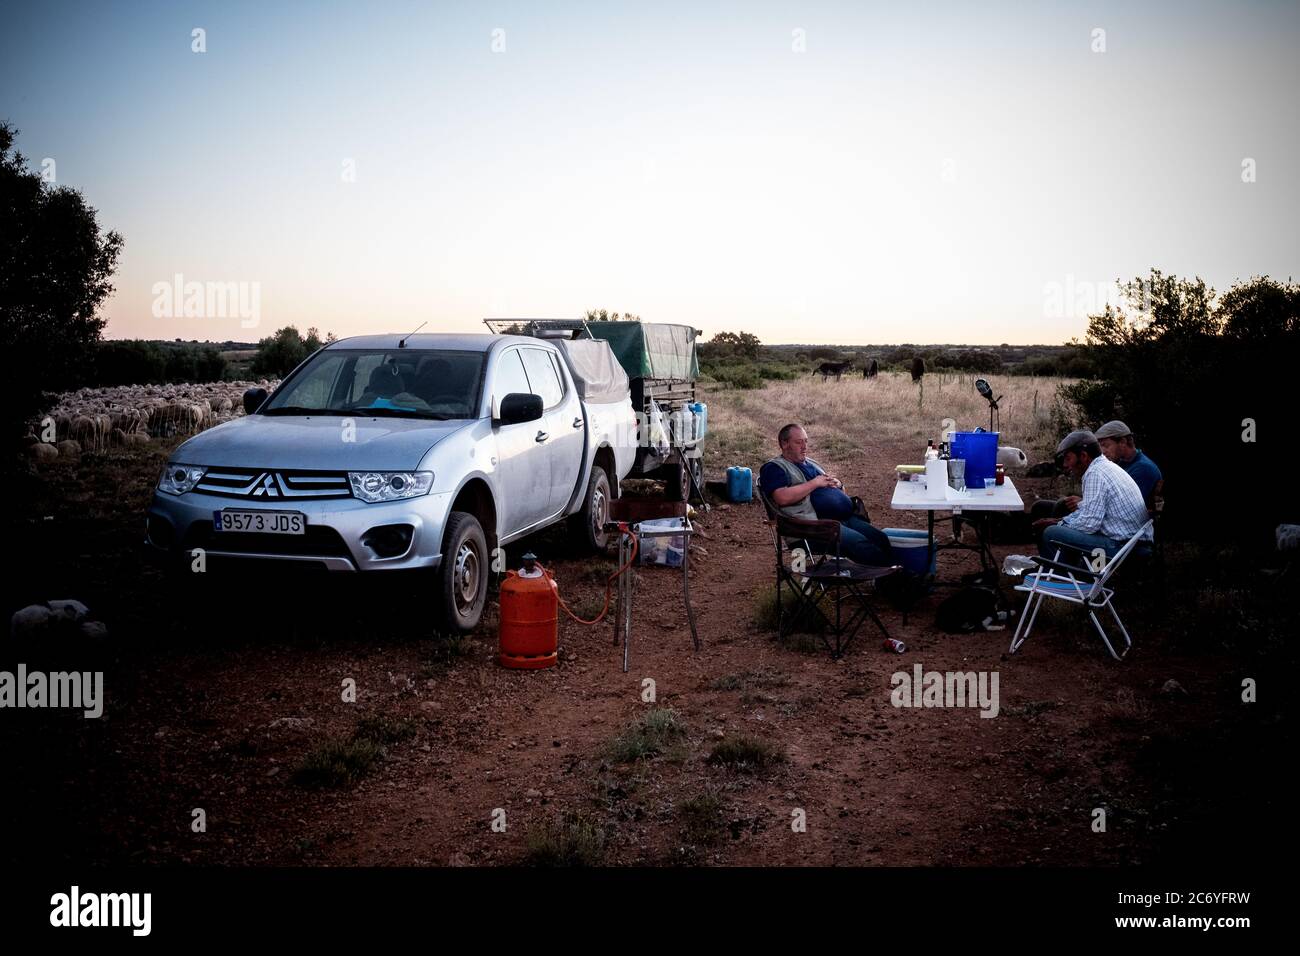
[776,514,841,541]
[1030,556,1099,581]
[779,514,833,531]
[1045,538,1098,562]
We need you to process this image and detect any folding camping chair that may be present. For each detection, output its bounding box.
[758,487,900,659]
[1008,519,1154,661]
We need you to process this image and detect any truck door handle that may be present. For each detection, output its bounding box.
[573,417,584,428]
[535,430,549,442]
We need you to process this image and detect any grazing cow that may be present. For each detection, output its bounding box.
[812,360,854,381]
[910,357,925,382]
[862,358,879,379]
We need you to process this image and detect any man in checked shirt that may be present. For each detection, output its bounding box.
[1032,430,1154,563]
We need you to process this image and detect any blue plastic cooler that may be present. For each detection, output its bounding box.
[881,528,937,577]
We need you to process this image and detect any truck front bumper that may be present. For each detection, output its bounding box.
[145,489,454,572]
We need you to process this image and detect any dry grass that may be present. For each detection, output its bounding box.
[524,812,608,866]
[677,791,726,846]
[706,735,786,773]
[708,667,791,692]
[705,371,1076,472]
[1103,687,1155,725]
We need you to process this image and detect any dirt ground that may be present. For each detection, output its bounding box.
[3,417,1292,868]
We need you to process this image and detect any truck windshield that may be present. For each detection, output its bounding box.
[262,349,486,420]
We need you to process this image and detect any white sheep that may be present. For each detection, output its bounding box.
[47,599,91,624]
[29,378,279,462]
[11,604,52,637]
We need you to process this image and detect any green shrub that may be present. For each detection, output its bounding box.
[605,707,688,763]
[291,737,383,788]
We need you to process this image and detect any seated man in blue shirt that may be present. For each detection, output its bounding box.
[1033,430,1153,562]
[759,423,894,566]
[1028,419,1165,522]
[1094,420,1163,510]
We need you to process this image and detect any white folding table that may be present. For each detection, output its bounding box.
[890,476,1025,579]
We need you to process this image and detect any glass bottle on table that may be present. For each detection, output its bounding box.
[924,440,938,462]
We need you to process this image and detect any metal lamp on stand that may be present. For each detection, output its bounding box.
[975,378,1002,433]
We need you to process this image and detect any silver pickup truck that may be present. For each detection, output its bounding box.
[145,332,637,631]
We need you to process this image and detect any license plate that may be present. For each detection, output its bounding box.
[214,510,306,535]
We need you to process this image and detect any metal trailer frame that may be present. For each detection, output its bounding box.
[484,317,707,502]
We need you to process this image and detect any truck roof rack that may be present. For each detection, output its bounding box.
[483,318,594,339]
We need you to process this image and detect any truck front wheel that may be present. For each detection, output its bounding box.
[440,511,488,633]
[571,464,613,553]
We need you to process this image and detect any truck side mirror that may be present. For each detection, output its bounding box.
[495,393,543,426]
[243,387,268,415]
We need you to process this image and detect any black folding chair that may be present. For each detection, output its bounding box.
[758,487,901,659]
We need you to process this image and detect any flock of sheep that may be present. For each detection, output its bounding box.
[22,380,280,461]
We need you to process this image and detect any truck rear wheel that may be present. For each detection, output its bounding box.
[570,464,613,553]
[440,511,488,633]
[664,457,702,502]
[663,462,686,501]
[686,456,703,501]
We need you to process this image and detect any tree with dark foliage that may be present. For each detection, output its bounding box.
[1065,269,1300,542]
[584,309,641,322]
[703,330,761,359]
[0,122,123,439]
[251,326,332,378]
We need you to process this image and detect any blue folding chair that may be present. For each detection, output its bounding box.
[1009,520,1153,661]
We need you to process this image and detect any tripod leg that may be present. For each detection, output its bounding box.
[683,536,700,651]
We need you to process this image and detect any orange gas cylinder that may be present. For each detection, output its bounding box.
[498,553,559,669]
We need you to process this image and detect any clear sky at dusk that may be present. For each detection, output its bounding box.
[3,0,1296,345]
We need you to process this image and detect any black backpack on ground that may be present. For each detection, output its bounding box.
[935,585,1015,633]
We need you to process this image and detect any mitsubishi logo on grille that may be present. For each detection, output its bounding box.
[250,473,279,497]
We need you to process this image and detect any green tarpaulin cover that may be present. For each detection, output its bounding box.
[586,322,699,381]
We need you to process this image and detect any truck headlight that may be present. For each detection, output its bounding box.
[348,471,434,503]
[158,463,206,495]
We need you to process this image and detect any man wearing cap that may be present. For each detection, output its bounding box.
[1095,420,1163,508]
[1033,429,1153,561]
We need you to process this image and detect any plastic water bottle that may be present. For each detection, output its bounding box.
[689,402,707,439]
[671,407,691,444]
[682,405,697,443]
